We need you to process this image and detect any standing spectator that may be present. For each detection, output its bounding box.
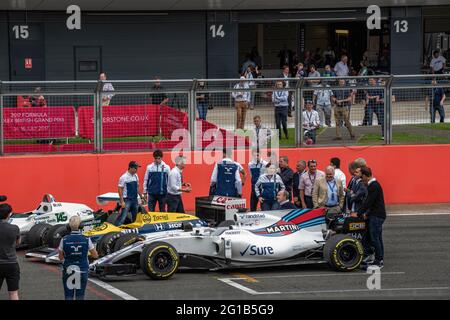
[58,216,98,300]
[29,87,47,107]
[312,166,344,221]
[313,82,334,127]
[116,161,144,226]
[278,156,294,200]
[251,115,272,151]
[330,157,346,192]
[299,160,325,209]
[356,166,386,268]
[280,65,293,117]
[0,203,20,300]
[323,46,336,67]
[210,148,244,198]
[255,165,285,211]
[347,166,368,214]
[167,156,191,213]
[99,72,115,106]
[272,81,289,140]
[425,79,446,123]
[232,76,250,130]
[345,161,359,213]
[308,64,321,78]
[277,190,297,210]
[302,100,321,144]
[295,62,306,78]
[430,50,447,74]
[248,150,268,211]
[334,55,350,77]
[245,65,258,110]
[365,78,385,139]
[196,81,209,121]
[293,160,307,208]
[150,77,169,106]
[143,150,170,212]
[333,79,355,140]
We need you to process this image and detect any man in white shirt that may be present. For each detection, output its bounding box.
[117,161,144,226]
[251,115,272,151]
[430,50,447,74]
[99,72,115,106]
[334,55,349,77]
[167,156,191,213]
[330,157,346,192]
[313,83,334,127]
[232,76,251,130]
[302,100,321,144]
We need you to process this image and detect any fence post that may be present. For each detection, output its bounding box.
[295,78,305,147]
[385,76,394,144]
[94,81,103,153]
[189,79,198,151]
[0,81,3,156]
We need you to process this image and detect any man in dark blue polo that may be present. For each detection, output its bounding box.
[58,216,98,300]
[210,149,245,198]
[116,161,144,226]
[143,150,170,212]
[427,79,446,123]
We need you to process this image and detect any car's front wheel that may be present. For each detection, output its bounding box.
[140,242,179,280]
[324,234,363,271]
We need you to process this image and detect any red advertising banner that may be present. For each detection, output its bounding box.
[3,107,76,139]
[160,106,189,139]
[78,105,161,139]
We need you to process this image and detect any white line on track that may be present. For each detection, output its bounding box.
[388,212,450,216]
[281,287,450,295]
[222,271,405,281]
[217,278,281,295]
[88,278,139,300]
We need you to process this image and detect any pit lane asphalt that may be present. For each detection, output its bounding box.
[2,206,450,300]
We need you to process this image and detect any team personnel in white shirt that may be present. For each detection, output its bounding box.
[330,157,347,193]
[430,50,447,74]
[302,100,321,144]
[334,55,349,77]
[167,156,191,213]
[313,83,334,127]
[116,161,144,226]
[232,76,251,130]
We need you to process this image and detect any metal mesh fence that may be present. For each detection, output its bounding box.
[1,75,449,155]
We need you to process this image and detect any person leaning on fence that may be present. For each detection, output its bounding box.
[99,72,115,106]
[116,161,144,226]
[0,203,21,300]
[248,149,268,211]
[272,81,290,140]
[58,215,98,300]
[232,76,251,130]
[143,150,170,212]
[255,165,285,211]
[425,79,446,123]
[312,166,344,222]
[151,77,170,106]
[333,79,355,140]
[167,156,191,213]
[302,100,321,144]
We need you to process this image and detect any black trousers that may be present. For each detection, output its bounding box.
[275,108,288,138]
[250,189,260,212]
[304,195,314,209]
[147,194,167,212]
[166,194,185,213]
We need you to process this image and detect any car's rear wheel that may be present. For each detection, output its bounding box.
[140,242,179,280]
[96,232,121,257]
[113,233,145,253]
[324,234,363,271]
[27,223,52,248]
[45,224,70,248]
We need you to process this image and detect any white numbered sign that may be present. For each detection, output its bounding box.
[12,25,29,39]
[393,20,408,33]
[210,24,225,38]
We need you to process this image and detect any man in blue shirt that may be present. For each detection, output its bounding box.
[58,216,98,300]
[143,150,170,212]
[365,78,385,139]
[426,79,446,123]
[116,161,144,226]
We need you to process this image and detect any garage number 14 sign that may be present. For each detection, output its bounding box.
[210,24,225,38]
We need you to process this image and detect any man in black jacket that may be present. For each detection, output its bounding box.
[293,160,307,208]
[278,156,294,201]
[277,190,297,209]
[357,166,386,268]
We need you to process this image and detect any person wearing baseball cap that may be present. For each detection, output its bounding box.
[116,161,144,226]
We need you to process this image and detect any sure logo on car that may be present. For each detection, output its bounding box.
[240,245,274,256]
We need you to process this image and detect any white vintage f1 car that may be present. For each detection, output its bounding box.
[90,208,366,280]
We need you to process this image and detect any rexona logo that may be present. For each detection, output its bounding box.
[240,245,274,256]
[266,224,299,234]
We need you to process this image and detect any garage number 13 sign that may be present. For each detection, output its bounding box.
[210,24,226,38]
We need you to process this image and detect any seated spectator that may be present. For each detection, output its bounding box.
[277,190,297,209]
[322,65,336,77]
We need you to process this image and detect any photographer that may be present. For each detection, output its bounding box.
[58,216,98,300]
[0,202,21,300]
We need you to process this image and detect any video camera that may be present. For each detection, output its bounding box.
[0,195,7,203]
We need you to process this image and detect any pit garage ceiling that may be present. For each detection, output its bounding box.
[4,0,450,11]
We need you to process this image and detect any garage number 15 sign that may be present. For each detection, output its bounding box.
[210,24,225,38]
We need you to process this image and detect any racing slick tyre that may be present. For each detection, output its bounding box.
[140,242,179,280]
[45,224,70,248]
[27,223,52,248]
[113,233,145,253]
[96,232,122,257]
[324,234,364,272]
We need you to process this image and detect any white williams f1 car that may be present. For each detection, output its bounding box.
[90,208,365,280]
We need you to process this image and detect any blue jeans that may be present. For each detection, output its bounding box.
[62,268,88,300]
[430,103,445,123]
[197,102,208,121]
[364,216,385,261]
[115,199,138,226]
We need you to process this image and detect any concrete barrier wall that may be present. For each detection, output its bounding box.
[1,144,450,212]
